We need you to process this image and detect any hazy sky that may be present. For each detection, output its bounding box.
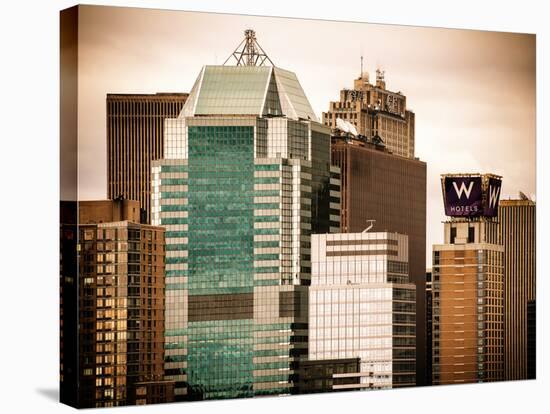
[75,5,536,267]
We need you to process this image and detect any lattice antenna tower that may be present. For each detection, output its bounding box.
[224,29,274,66]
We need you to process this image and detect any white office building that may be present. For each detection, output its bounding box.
[309,231,416,389]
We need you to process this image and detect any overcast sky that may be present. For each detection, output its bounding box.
[73,5,536,267]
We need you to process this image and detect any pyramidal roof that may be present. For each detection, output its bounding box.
[178,65,318,122]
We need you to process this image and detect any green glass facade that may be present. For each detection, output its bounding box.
[187,125,255,295]
[186,125,255,399]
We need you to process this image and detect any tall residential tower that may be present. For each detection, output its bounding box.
[432,220,504,384]
[61,199,173,407]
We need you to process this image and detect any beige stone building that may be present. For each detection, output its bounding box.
[322,69,415,159]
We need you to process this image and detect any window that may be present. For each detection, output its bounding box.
[468,226,475,243]
[450,227,457,244]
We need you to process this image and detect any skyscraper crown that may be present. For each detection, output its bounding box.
[178,30,318,121]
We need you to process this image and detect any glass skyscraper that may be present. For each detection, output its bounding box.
[152,65,340,400]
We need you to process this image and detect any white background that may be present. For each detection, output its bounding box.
[0,0,547,413]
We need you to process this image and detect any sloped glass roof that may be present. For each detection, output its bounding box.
[262,70,283,117]
[178,65,318,122]
[179,67,204,118]
[273,67,317,121]
[195,66,270,116]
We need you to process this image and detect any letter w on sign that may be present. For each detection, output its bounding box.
[488,185,501,208]
[453,181,474,200]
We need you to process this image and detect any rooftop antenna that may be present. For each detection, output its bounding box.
[224,29,274,67]
[361,55,363,78]
[362,219,376,233]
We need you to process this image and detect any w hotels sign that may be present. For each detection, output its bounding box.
[442,174,502,218]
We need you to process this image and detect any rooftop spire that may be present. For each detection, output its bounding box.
[224,29,274,67]
[376,67,386,89]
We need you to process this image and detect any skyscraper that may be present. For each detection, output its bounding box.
[497,198,536,380]
[61,199,173,407]
[151,30,339,400]
[432,220,504,384]
[331,135,427,384]
[322,68,415,159]
[309,232,416,388]
[107,93,188,223]
[432,174,505,385]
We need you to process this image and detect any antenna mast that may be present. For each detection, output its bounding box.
[224,29,274,66]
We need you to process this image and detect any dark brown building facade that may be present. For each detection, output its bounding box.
[498,199,536,380]
[107,93,188,223]
[79,199,141,224]
[61,199,173,408]
[331,137,427,385]
[527,300,536,379]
